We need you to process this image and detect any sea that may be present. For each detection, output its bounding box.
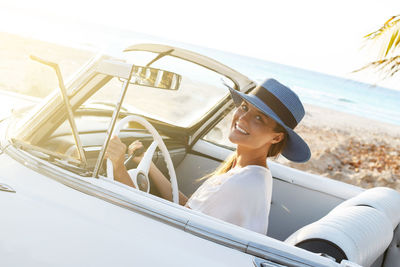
[1,11,400,126]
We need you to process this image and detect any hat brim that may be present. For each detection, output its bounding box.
[228,86,311,163]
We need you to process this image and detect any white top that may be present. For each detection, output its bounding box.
[186,165,273,234]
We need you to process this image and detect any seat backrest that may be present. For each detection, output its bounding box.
[285,205,393,266]
[331,187,400,229]
[285,186,400,266]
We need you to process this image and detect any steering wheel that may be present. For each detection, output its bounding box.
[106,115,179,204]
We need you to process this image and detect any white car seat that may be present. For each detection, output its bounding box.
[285,187,400,266]
[331,187,400,229]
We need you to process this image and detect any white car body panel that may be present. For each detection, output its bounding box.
[0,150,339,267]
[0,153,255,267]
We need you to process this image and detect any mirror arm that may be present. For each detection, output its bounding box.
[92,64,135,178]
[30,55,88,167]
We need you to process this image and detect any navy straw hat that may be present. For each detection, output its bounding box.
[227,78,311,163]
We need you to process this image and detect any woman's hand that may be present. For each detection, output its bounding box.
[105,136,127,171]
[105,136,136,187]
[127,140,145,164]
[126,139,189,205]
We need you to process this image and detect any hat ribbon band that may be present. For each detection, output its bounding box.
[251,86,298,129]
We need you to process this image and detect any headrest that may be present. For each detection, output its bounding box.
[285,206,393,266]
[331,187,400,229]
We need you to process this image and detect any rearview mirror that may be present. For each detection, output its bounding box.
[129,65,181,90]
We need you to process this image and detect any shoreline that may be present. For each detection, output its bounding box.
[2,31,399,191]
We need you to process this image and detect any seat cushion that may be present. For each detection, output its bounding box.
[331,187,400,229]
[285,206,393,266]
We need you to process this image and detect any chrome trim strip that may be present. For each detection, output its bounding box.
[56,64,88,166]
[184,221,248,252]
[247,242,327,267]
[0,182,16,193]
[12,139,81,165]
[253,257,287,267]
[92,64,135,177]
[29,55,87,166]
[189,100,232,145]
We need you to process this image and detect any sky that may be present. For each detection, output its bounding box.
[1,0,400,90]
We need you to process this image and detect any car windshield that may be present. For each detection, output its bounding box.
[8,49,237,165]
[112,51,234,127]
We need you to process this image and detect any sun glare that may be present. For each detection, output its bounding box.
[1,0,400,95]
[0,31,94,100]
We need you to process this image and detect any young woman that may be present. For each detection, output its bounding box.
[106,78,310,234]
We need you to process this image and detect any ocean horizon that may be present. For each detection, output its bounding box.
[1,10,400,126]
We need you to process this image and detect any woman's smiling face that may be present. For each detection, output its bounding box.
[228,101,284,150]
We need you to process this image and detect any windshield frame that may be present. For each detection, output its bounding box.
[9,45,255,171]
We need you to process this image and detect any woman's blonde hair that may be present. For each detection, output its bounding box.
[201,123,287,180]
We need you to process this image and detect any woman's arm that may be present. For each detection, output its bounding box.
[106,137,188,205]
[147,160,188,205]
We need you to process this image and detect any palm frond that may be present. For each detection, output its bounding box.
[384,28,399,56]
[354,55,400,78]
[364,15,400,57]
[364,15,400,40]
[357,15,400,79]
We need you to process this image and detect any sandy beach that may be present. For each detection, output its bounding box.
[1,31,400,191]
[277,104,400,190]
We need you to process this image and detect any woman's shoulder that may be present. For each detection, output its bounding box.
[228,165,272,186]
[230,165,271,176]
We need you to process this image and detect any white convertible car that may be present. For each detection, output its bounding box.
[1,44,399,267]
